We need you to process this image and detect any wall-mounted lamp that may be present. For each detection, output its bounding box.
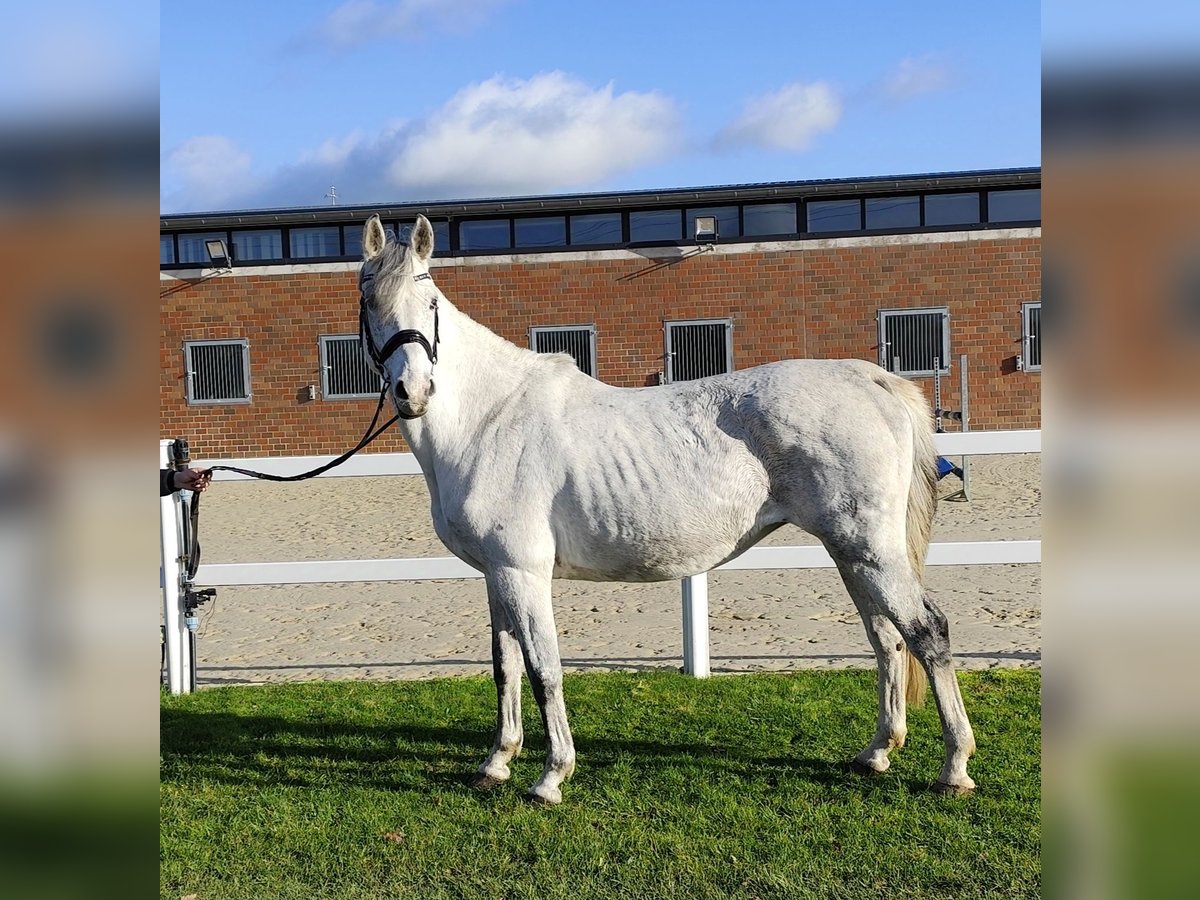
[694,215,719,245]
[205,239,232,270]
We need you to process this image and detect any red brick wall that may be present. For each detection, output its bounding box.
[159,234,1040,457]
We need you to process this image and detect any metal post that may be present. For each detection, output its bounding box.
[959,354,971,500]
[933,357,942,431]
[681,573,710,678]
[159,440,190,694]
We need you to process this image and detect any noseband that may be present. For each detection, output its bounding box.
[358,268,440,376]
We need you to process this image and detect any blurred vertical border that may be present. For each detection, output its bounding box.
[0,2,159,897]
[1045,3,1200,897]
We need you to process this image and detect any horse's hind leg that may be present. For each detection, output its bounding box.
[844,599,909,775]
[486,566,576,805]
[469,588,525,790]
[834,551,976,793]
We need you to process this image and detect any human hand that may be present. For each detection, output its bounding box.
[173,467,212,493]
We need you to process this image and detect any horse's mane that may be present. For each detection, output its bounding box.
[372,241,415,321]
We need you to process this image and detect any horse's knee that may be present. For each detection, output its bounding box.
[902,594,952,667]
[526,665,563,708]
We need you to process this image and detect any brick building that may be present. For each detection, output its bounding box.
[160,168,1040,457]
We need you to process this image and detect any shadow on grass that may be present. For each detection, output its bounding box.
[160,707,892,795]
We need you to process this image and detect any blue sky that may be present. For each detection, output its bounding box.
[160,1,1040,213]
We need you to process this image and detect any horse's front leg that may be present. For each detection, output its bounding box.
[486,565,575,805]
[469,589,525,790]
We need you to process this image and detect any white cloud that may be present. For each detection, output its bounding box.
[716,82,842,152]
[299,129,370,167]
[160,73,682,212]
[388,72,680,196]
[319,0,510,48]
[163,135,255,210]
[883,55,954,101]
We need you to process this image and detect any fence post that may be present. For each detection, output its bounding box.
[681,573,711,678]
[160,440,189,694]
[959,354,971,500]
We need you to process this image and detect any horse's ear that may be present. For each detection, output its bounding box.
[411,214,435,262]
[362,215,387,260]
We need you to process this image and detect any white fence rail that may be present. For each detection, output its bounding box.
[162,430,1041,693]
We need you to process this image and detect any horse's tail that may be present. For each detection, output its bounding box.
[874,369,938,707]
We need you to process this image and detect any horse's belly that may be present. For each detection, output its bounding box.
[552,522,780,583]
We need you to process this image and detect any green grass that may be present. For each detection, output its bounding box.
[161,670,1040,899]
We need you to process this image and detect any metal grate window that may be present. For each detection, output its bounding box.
[664,319,733,383]
[184,339,250,404]
[530,325,597,377]
[320,335,383,398]
[1022,302,1042,371]
[878,308,950,376]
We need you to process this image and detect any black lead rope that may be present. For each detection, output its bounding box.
[204,386,399,482]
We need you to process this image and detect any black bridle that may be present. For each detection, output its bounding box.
[203,265,439,483]
[359,268,440,373]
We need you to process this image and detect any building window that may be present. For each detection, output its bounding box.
[177,231,228,265]
[320,335,382,398]
[742,202,797,236]
[1022,302,1042,371]
[569,212,622,245]
[630,209,682,243]
[664,318,733,382]
[687,206,740,240]
[807,199,862,232]
[184,339,250,404]
[878,308,950,376]
[232,229,282,261]
[530,325,597,377]
[516,216,567,249]
[459,219,511,251]
[290,226,342,259]
[160,234,175,265]
[987,188,1040,223]
[866,196,920,230]
[924,192,981,226]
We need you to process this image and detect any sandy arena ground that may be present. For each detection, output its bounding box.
[184,454,1039,686]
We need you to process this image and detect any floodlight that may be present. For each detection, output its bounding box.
[205,239,232,269]
[694,215,719,244]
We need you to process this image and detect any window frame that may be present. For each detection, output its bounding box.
[318,333,383,399]
[1022,301,1042,372]
[663,317,734,383]
[529,324,598,377]
[183,338,251,405]
[877,307,951,377]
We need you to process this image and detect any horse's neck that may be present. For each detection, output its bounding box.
[401,300,536,461]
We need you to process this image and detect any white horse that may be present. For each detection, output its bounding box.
[357,214,975,804]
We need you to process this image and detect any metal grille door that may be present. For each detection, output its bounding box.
[665,319,733,382]
[530,325,597,376]
[185,340,250,404]
[878,308,949,376]
[321,335,383,398]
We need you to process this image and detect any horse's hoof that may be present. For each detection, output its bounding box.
[931,780,975,796]
[524,786,562,806]
[849,758,885,777]
[468,772,507,791]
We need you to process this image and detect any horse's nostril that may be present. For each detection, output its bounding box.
[394,382,408,402]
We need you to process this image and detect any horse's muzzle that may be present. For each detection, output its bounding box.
[396,400,427,419]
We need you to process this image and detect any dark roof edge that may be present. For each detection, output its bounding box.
[161,166,1041,230]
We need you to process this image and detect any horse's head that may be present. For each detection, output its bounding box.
[358,214,439,419]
